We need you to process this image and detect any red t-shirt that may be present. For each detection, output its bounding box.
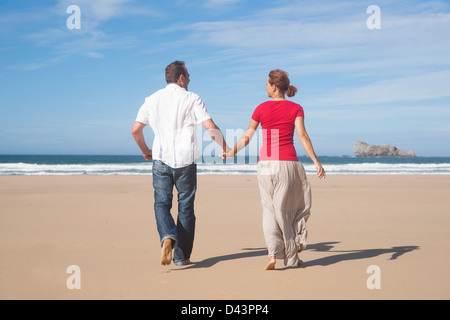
[252,100,304,161]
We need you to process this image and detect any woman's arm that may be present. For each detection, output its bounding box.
[295,117,326,179]
[225,119,259,158]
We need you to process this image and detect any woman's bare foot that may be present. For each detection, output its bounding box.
[264,257,276,270]
[161,239,173,266]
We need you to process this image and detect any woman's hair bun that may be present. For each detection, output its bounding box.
[286,85,298,98]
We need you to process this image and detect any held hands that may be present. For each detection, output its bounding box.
[221,148,235,160]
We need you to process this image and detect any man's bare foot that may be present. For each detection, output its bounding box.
[161,239,173,266]
[264,257,276,270]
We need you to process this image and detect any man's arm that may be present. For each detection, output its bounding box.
[131,121,153,160]
[202,119,231,153]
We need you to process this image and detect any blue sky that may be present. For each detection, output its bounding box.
[1,0,449,156]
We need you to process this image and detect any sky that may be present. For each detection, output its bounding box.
[0,0,449,156]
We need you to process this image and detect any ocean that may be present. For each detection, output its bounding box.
[1,154,450,176]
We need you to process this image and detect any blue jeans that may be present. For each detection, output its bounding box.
[152,160,197,264]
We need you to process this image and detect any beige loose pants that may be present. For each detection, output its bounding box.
[257,161,312,267]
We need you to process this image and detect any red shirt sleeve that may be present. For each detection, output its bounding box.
[252,104,262,122]
[297,105,304,118]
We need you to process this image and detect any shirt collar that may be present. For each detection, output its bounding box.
[166,83,186,91]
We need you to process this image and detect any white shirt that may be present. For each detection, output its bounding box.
[135,84,211,168]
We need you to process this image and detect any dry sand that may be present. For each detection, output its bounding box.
[0,175,449,300]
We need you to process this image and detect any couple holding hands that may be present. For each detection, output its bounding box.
[132,61,325,270]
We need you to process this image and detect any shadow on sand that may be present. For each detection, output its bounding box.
[301,242,419,268]
[174,242,419,270]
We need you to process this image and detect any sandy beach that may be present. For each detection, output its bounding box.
[0,175,449,300]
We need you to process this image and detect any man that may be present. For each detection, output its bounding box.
[132,61,229,266]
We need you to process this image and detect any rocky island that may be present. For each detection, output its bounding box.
[354,141,416,158]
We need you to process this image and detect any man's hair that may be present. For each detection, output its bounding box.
[165,61,187,84]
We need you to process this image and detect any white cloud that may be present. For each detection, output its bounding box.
[204,0,243,8]
[307,70,450,107]
[54,0,133,21]
[53,0,163,27]
[186,6,450,62]
[10,56,68,71]
[8,0,160,70]
[179,1,450,108]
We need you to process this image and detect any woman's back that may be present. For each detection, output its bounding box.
[252,100,304,161]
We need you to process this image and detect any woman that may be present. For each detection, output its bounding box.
[225,69,325,270]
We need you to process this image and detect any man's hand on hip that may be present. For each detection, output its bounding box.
[143,150,152,161]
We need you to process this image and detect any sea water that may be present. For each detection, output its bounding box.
[1,155,450,175]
